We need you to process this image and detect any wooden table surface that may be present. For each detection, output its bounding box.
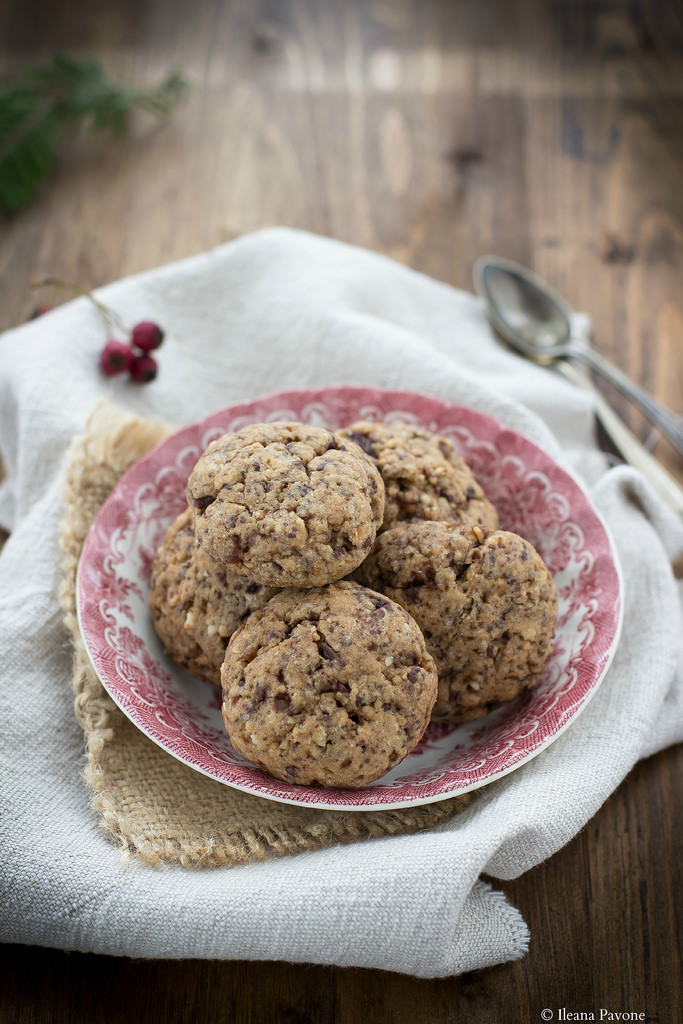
[1,0,681,1021]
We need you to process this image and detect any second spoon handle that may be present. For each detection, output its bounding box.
[567,344,683,458]
[558,361,683,517]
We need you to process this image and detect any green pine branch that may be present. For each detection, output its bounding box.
[0,54,191,214]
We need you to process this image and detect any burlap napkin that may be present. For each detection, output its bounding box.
[59,400,469,867]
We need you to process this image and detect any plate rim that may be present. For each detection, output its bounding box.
[75,384,624,811]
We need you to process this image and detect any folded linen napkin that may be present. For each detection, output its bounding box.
[1,228,681,977]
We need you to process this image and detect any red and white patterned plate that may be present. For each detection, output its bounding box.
[76,386,623,810]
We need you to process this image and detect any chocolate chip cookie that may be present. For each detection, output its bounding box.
[187,422,385,587]
[355,521,557,722]
[338,420,498,532]
[221,581,438,787]
[149,508,280,685]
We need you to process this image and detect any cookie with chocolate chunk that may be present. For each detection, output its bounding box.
[187,422,384,587]
[355,521,557,722]
[149,508,280,685]
[221,581,438,788]
[338,420,498,532]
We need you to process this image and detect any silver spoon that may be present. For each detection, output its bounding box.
[473,255,683,516]
[473,255,683,458]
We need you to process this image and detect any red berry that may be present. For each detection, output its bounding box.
[131,321,165,351]
[100,339,133,375]
[130,353,158,383]
[28,304,53,320]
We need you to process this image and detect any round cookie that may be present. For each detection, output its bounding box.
[187,422,384,587]
[355,521,558,722]
[338,420,498,532]
[149,509,280,685]
[221,581,438,788]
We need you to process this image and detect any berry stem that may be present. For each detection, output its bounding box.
[29,274,131,338]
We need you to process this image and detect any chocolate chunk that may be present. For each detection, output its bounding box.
[346,431,377,457]
[318,640,342,662]
[193,495,215,510]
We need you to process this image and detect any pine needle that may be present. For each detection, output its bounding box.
[0,54,191,214]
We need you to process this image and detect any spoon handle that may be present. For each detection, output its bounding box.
[569,345,683,458]
[559,362,683,516]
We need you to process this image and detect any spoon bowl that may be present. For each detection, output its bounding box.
[473,257,574,360]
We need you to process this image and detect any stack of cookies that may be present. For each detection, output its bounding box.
[150,420,558,789]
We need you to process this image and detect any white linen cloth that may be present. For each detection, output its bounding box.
[1,228,681,977]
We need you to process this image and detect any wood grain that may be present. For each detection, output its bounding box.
[1,0,681,1020]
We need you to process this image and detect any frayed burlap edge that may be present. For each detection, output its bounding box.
[58,399,471,868]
